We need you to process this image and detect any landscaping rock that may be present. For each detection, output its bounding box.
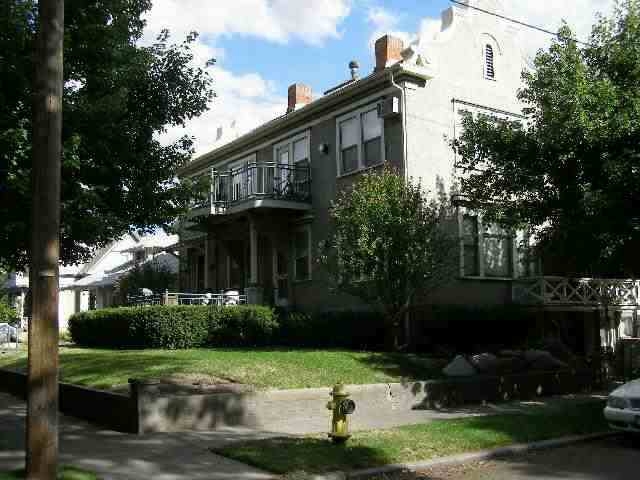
[443,355,477,377]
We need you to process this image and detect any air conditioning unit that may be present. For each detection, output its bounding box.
[377,96,401,118]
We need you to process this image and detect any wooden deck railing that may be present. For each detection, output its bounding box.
[512,276,640,307]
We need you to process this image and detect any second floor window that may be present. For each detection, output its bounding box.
[274,132,310,196]
[338,105,383,175]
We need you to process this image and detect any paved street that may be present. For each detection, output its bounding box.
[367,436,640,480]
[0,392,278,480]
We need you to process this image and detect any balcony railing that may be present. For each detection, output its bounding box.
[127,291,248,306]
[192,162,311,214]
[512,276,640,307]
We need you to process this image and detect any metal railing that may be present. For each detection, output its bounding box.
[512,276,640,307]
[127,291,248,307]
[192,162,311,214]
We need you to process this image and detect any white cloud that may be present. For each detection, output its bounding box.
[142,0,352,156]
[142,0,352,46]
[161,67,285,156]
[366,5,414,47]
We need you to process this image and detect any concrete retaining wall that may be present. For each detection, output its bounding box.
[130,369,594,434]
[1,367,593,435]
[0,369,137,433]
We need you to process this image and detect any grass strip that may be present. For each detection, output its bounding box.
[214,401,608,474]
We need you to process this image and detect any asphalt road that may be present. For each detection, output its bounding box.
[367,435,640,480]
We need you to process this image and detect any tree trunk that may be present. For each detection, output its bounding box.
[27,0,64,478]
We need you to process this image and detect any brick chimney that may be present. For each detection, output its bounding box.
[374,34,404,72]
[287,83,312,113]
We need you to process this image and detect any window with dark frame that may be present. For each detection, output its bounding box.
[293,227,311,281]
[485,44,495,79]
[338,105,383,175]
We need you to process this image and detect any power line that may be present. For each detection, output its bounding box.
[449,0,591,47]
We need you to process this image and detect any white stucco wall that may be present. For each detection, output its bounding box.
[403,0,526,194]
[58,289,77,331]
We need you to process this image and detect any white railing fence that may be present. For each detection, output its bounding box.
[127,291,248,307]
[513,277,640,307]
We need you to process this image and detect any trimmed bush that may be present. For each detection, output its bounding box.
[69,305,277,349]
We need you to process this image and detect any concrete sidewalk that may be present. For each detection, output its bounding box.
[0,391,606,479]
[0,392,278,480]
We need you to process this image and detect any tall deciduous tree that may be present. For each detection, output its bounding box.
[0,0,214,270]
[452,0,640,277]
[321,168,457,348]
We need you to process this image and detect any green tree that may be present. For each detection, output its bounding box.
[0,0,214,270]
[321,168,457,348]
[115,260,177,304]
[452,0,640,277]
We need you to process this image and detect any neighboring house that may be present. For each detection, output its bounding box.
[177,0,638,351]
[2,230,178,331]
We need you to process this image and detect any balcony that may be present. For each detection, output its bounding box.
[512,276,640,308]
[191,162,311,217]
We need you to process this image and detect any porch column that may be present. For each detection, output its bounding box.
[249,215,258,285]
[204,233,209,289]
[246,214,263,304]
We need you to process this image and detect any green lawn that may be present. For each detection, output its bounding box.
[0,466,98,480]
[0,347,444,390]
[215,401,608,475]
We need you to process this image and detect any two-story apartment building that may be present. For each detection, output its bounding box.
[176,0,639,354]
[177,0,527,311]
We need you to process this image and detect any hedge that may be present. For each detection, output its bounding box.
[276,308,387,350]
[69,305,278,349]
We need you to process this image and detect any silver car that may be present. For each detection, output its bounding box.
[604,378,640,433]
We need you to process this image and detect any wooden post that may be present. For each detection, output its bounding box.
[27,0,64,478]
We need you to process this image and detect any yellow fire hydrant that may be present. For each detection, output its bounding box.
[327,382,356,444]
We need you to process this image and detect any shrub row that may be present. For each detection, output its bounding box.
[69,305,278,349]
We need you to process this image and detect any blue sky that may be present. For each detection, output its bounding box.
[142,0,615,155]
[215,0,450,96]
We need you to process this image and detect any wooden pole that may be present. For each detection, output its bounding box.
[27,0,64,478]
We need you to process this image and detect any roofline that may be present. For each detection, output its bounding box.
[179,64,430,176]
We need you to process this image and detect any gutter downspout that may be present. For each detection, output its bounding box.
[389,69,411,348]
[389,69,408,182]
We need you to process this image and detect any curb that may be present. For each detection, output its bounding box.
[342,431,618,479]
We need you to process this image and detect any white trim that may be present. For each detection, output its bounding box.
[292,224,312,282]
[186,87,398,179]
[335,102,386,177]
[273,130,311,165]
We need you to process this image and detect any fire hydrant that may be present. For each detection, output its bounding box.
[327,382,356,444]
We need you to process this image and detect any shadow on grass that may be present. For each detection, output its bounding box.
[354,352,447,382]
[215,401,610,476]
[0,466,98,480]
[214,436,394,475]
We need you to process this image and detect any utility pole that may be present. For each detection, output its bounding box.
[28,0,64,478]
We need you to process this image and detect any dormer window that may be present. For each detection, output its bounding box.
[485,44,495,80]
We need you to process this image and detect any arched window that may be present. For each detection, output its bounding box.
[485,44,495,80]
